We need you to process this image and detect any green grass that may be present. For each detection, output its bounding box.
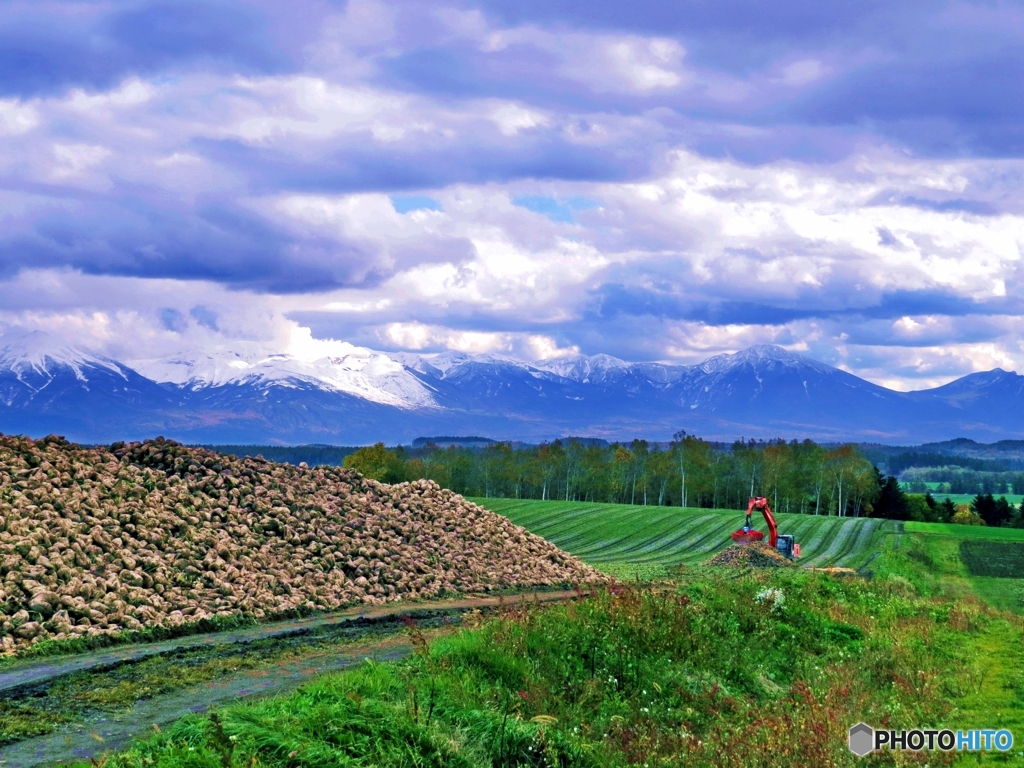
[968,577,1024,613]
[906,521,1024,541]
[472,499,902,579]
[65,569,984,768]
[959,541,1024,578]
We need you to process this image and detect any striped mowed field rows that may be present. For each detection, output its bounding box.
[471,498,904,578]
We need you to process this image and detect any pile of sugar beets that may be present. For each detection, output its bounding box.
[0,434,602,653]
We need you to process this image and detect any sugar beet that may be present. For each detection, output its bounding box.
[0,435,601,653]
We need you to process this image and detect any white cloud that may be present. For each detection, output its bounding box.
[536,31,691,94]
[67,78,154,112]
[598,37,688,91]
[777,59,826,86]
[379,321,576,360]
[488,102,549,135]
[51,143,112,177]
[223,76,417,142]
[4,5,1024,393]
[0,99,39,135]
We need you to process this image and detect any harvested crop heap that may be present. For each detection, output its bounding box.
[707,542,793,568]
[0,435,601,653]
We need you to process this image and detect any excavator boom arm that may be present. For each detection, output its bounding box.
[746,497,778,548]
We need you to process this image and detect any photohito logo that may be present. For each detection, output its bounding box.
[848,723,1014,756]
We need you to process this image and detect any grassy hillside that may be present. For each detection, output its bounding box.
[13,498,1020,767]
[476,498,1024,616]
[59,536,1022,768]
[899,521,1024,613]
[470,499,902,579]
[905,520,1024,540]
[903,522,1024,614]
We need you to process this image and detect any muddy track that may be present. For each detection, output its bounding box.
[0,590,581,768]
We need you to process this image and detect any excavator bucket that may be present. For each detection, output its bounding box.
[731,528,764,545]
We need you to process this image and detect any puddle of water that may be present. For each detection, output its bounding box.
[0,591,579,767]
[0,645,412,768]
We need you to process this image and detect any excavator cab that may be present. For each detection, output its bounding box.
[730,497,800,559]
[775,534,797,559]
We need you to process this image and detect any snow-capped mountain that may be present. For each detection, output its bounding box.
[0,330,124,381]
[533,353,636,384]
[131,347,437,409]
[0,331,179,441]
[4,334,1024,444]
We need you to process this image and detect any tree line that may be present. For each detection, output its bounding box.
[901,466,1024,495]
[344,435,925,519]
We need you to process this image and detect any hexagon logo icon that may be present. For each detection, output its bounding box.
[848,722,874,757]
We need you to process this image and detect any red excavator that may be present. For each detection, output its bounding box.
[731,497,801,559]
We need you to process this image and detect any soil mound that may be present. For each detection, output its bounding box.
[707,542,793,568]
[0,435,601,653]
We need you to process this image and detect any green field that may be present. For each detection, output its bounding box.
[905,520,1024,540]
[470,499,902,579]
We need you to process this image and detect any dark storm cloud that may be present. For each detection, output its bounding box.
[467,0,903,68]
[0,196,385,293]
[0,1,291,98]
[588,282,1013,325]
[195,132,649,194]
[369,1,1024,159]
[792,47,1024,156]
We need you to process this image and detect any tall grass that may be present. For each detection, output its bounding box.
[73,567,978,768]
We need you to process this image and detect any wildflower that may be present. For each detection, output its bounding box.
[755,587,785,611]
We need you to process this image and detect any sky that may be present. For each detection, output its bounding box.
[2,0,1024,391]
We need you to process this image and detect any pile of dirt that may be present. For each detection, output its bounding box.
[707,542,794,568]
[0,435,602,653]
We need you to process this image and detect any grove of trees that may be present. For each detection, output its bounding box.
[344,435,906,518]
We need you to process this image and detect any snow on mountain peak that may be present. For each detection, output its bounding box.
[131,347,437,410]
[534,353,630,381]
[0,330,124,379]
[698,344,824,374]
[402,351,530,376]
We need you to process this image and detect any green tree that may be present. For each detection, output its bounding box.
[564,440,587,501]
[343,443,405,483]
[537,442,564,501]
[610,444,632,503]
[872,473,907,520]
[649,446,674,505]
[629,439,650,504]
[938,497,957,523]
[904,494,932,522]
[971,493,1013,527]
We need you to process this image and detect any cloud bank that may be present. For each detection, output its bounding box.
[2,0,1024,390]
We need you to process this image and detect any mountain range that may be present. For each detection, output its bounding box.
[0,331,1020,445]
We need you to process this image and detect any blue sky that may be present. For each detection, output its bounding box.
[2,0,1024,389]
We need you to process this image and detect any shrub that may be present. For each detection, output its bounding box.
[952,507,983,526]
